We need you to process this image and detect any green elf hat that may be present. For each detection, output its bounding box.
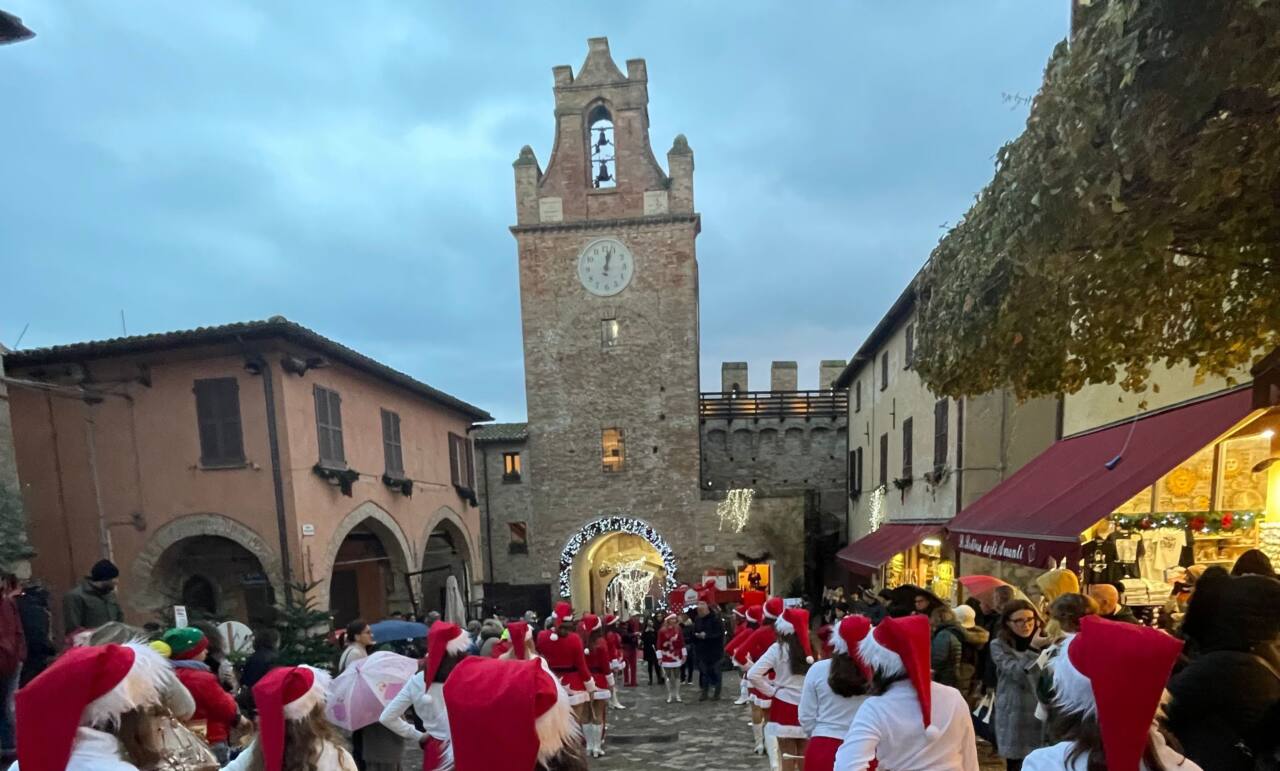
[162,627,209,661]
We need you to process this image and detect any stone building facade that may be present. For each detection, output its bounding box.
[5,318,490,631]
[0,345,35,574]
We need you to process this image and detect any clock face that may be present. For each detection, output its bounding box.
[577,238,634,297]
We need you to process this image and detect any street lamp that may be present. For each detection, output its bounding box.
[0,9,35,45]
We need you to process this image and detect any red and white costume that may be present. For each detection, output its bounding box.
[579,614,613,702]
[800,616,874,771]
[380,623,470,771]
[834,614,978,771]
[231,665,356,771]
[748,607,815,742]
[656,616,686,668]
[535,602,593,706]
[735,599,783,708]
[443,656,580,771]
[604,615,625,679]
[1023,615,1199,771]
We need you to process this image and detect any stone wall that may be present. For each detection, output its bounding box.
[476,438,536,585]
[0,349,33,573]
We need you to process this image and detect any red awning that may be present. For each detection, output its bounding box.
[837,524,943,575]
[948,387,1256,568]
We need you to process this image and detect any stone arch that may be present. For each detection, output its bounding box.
[315,500,415,620]
[131,513,284,618]
[420,505,482,577]
[418,505,481,617]
[558,516,678,603]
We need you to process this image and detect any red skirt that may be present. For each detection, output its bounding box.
[422,736,446,771]
[770,697,800,726]
[590,671,612,700]
[554,672,591,705]
[802,735,877,771]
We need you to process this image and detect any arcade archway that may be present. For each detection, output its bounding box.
[419,518,471,620]
[152,535,276,626]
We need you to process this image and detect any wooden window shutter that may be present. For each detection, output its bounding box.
[448,433,460,486]
[194,378,244,466]
[902,417,913,480]
[464,437,475,488]
[879,433,888,488]
[934,399,949,470]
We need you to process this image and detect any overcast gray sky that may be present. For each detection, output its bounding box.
[0,2,1068,422]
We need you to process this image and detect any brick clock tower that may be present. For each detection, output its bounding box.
[511,37,703,611]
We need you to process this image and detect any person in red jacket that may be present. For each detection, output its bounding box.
[725,604,759,706]
[163,626,242,763]
[656,612,686,704]
[0,572,26,765]
[535,602,593,757]
[602,614,627,709]
[619,612,640,688]
[579,614,613,758]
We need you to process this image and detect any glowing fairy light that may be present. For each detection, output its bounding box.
[717,488,756,533]
[869,485,887,533]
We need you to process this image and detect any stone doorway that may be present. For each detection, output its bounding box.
[153,535,276,626]
[419,519,471,619]
[572,532,666,615]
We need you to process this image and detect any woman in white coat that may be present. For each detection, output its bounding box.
[799,615,873,771]
[379,622,470,771]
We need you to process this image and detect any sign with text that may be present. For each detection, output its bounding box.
[954,533,1080,569]
[173,605,188,628]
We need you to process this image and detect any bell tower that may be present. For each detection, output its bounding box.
[510,37,703,609]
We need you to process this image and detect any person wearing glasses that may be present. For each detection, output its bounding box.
[989,600,1045,770]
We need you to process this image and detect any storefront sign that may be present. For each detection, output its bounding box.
[955,533,1079,568]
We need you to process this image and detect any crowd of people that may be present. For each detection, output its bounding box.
[0,548,1276,770]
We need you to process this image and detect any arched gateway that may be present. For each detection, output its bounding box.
[559,517,679,613]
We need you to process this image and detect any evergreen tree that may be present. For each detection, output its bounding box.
[274,581,336,671]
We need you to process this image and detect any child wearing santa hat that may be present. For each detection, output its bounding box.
[735,597,783,756]
[1022,615,1198,771]
[800,615,874,771]
[379,621,471,771]
[834,614,979,771]
[656,611,687,704]
[444,656,586,771]
[748,606,815,771]
[578,614,613,758]
[225,664,357,771]
[13,641,171,771]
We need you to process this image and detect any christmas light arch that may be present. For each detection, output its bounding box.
[558,516,679,599]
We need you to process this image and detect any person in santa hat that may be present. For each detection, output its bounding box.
[225,664,357,771]
[748,606,815,770]
[725,603,759,706]
[534,602,594,752]
[656,611,687,704]
[1022,615,1198,771]
[619,611,640,689]
[444,656,586,771]
[602,614,627,709]
[834,614,979,771]
[495,620,535,660]
[735,597,783,756]
[162,626,243,764]
[577,614,613,758]
[379,621,472,771]
[13,641,172,770]
[800,615,874,771]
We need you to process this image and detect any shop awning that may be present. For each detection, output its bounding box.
[837,523,943,575]
[947,387,1256,568]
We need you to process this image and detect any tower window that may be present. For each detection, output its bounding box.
[602,318,619,349]
[602,427,625,472]
[588,104,615,189]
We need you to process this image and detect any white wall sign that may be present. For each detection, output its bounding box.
[173,605,188,627]
[301,524,315,537]
[539,197,564,223]
[643,190,669,216]
[703,544,716,552]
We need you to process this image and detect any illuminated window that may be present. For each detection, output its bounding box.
[602,428,625,472]
[503,452,522,482]
[602,318,619,349]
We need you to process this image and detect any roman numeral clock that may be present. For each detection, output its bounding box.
[577,237,634,297]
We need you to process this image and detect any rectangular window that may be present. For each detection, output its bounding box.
[380,409,404,476]
[313,386,345,466]
[880,352,889,391]
[194,378,245,466]
[848,447,864,498]
[508,522,529,554]
[933,399,949,470]
[879,433,889,488]
[601,318,619,349]
[857,447,865,493]
[448,432,476,489]
[503,451,522,482]
[905,324,915,368]
[854,381,862,413]
[902,417,914,480]
[602,428,625,473]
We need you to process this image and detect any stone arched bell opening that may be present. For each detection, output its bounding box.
[131,514,283,626]
[559,517,678,613]
[318,501,415,629]
[418,506,479,621]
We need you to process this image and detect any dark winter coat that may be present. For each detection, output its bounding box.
[1102,605,1140,624]
[16,585,53,685]
[0,594,26,679]
[1166,650,1280,771]
[692,611,725,661]
[641,626,659,662]
[61,578,123,633]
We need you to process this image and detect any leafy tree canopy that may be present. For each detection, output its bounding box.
[914,0,1280,400]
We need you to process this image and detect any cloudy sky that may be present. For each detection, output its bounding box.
[1,2,1068,422]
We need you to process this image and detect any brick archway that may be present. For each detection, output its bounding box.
[315,501,416,619]
[131,513,284,617]
[420,506,482,575]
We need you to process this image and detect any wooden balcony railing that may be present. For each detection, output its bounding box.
[699,390,847,421]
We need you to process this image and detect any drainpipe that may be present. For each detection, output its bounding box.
[245,353,294,604]
[83,399,111,561]
[479,442,495,586]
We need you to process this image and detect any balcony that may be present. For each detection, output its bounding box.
[699,390,847,421]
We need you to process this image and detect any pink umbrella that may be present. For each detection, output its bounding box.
[958,575,1009,600]
[325,651,419,731]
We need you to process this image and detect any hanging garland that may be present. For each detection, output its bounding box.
[1111,510,1260,535]
[558,516,679,599]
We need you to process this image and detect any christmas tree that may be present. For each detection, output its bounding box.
[274,581,337,671]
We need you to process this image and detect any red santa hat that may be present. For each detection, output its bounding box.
[445,656,581,771]
[744,605,764,624]
[549,601,575,641]
[763,596,785,619]
[603,613,619,627]
[663,611,679,623]
[1052,615,1184,771]
[423,621,471,685]
[253,665,330,771]
[505,621,531,660]
[859,614,939,735]
[578,613,602,637]
[16,641,168,771]
[772,607,814,664]
[731,604,748,619]
[830,615,874,681]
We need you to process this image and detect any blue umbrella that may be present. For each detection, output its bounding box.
[369,619,428,643]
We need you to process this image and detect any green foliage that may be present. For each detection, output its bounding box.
[915,0,1280,400]
[0,482,34,571]
[274,581,336,672]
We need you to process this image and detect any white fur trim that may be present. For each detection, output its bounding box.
[446,633,471,657]
[831,632,850,656]
[772,724,808,740]
[83,640,167,728]
[535,674,581,765]
[1051,636,1096,717]
[283,666,331,722]
[550,633,559,641]
[773,616,795,636]
[858,632,905,678]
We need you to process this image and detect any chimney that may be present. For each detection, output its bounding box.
[771,361,797,392]
[721,362,748,394]
[820,360,846,390]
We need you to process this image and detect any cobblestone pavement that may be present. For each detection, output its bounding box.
[401,670,1005,770]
